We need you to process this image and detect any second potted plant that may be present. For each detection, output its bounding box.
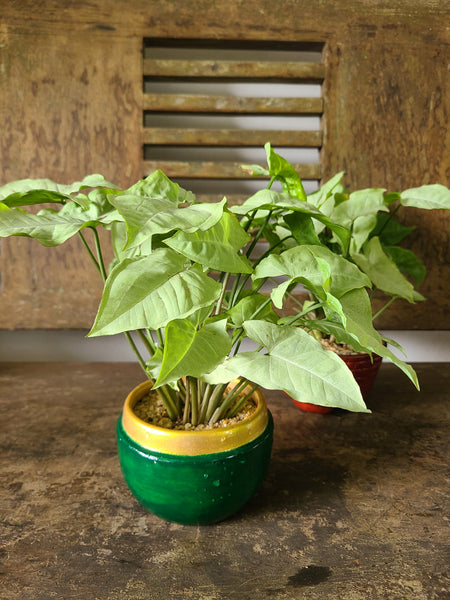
[240,144,450,411]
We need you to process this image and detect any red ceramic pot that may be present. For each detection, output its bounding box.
[291,400,333,414]
[340,351,383,399]
[292,350,383,414]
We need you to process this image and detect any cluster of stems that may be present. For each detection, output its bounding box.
[78,208,278,426]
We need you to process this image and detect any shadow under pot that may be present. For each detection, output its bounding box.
[292,351,383,414]
[117,380,273,525]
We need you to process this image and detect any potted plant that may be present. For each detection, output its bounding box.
[240,143,450,410]
[0,165,381,524]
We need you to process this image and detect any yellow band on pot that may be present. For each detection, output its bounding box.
[121,380,269,456]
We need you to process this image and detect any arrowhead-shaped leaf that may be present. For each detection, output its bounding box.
[352,237,417,302]
[0,198,115,246]
[265,142,307,201]
[0,174,117,206]
[154,318,232,387]
[400,184,450,210]
[88,248,222,336]
[324,288,419,388]
[205,320,369,412]
[111,195,226,249]
[255,245,371,307]
[331,188,388,228]
[165,211,252,273]
[371,213,416,245]
[227,293,278,326]
[383,245,426,286]
[125,170,196,204]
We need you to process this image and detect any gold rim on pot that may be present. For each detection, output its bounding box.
[121,380,269,456]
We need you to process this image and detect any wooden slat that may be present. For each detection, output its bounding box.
[143,128,322,147]
[143,94,324,114]
[143,160,321,179]
[143,59,325,80]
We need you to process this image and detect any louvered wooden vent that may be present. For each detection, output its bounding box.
[143,39,325,202]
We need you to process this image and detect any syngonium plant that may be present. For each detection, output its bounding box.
[240,143,450,389]
[5,147,442,425]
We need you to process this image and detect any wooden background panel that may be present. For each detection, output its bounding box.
[0,31,142,329]
[0,0,449,330]
[0,31,142,185]
[1,0,447,45]
[322,34,450,328]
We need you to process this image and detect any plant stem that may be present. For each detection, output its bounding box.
[209,378,249,424]
[137,329,156,355]
[183,379,191,424]
[228,383,259,417]
[215,272,230,315]
[190,378,199,426]
[245,209,273,259]
[78,231,103,276]
[204,383,227,422]
[124,332,148,374]
[372,296,397,321]
[282,301,325,326]
[253,235,293,267]
[198,383,212,422]
[157,328,165,348]
[376,203,401,238]
[157,384,179,421]
[91,227,107,281]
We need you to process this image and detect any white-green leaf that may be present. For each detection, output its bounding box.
[88,249,222,336]
[111,195,226,249]
[154,319,232,387]
[352,236,417,302]
[384,245,426,286]
[330,188,388,228]
[0,174,117,205]
[255,245,371,302]
[265,142,308,201]
[227,293,278,326]
[350,214,379,253]
[0,199,113,246]
[307,171,345,210]
[206,320,369,412]
[400,184,450,210]
[125,170,195,204]
[336,288,419,388]
[165,211,252,273]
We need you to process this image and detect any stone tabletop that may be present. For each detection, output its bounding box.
[1,362,449,599]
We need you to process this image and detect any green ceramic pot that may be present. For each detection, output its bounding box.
[117,380,273,525]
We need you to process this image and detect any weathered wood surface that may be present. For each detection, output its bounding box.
[143,58,326,79]
[0,0,449,329]
[1,1,447,43]
[0,30,142,328]
[0,361,448,599]
[143,160,321,180]
[142,128,323,147]
[143,94,324,113]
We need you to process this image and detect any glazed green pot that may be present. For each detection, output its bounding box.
[117,381,273,525]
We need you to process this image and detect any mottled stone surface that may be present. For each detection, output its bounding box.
[0,362,449,599]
